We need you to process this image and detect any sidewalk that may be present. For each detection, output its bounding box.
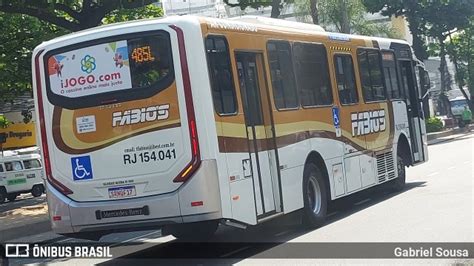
[427,124,473,145]
[0,196,53,242]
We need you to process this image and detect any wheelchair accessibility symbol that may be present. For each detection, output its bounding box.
[71,156,93,181]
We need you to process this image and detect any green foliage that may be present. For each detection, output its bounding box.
[102,4,163,24]
[446,18,474,96]
[0,2,164,103]
[294,0,400,38]
[0,13,66,103]
[0,0,161,31]
[425,117,444,133]
[362,0,474,56]
[222,0,291,18]
[0,114,10,129]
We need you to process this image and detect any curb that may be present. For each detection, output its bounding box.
[427,124,473,141]
[0,220,51,242]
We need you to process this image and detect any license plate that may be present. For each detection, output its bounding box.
[108,185,136,199]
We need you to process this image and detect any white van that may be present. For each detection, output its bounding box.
[0,154,45,203]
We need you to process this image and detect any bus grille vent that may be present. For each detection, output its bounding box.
[377,151,396,182]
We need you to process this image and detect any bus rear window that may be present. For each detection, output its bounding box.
[45,31,174,109]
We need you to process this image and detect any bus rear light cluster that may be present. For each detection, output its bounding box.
[171,25,201,183]
[35,50,74,196]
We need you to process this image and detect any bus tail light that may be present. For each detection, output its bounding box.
[191,201,203,207]
[171,25,201,183]
[35,50,73,195]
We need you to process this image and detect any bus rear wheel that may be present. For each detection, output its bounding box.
[164,220,218,241]
[31,185,44,197]
[302,163,328,228]
[391,154,406,192]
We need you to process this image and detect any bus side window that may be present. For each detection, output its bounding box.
[267,40,299,109]
[334,54,358,105]
[382,51,402,99]
[205,36,237,115]
[358,49,387,102]
[293,42,332,107]
[0,164,3,172]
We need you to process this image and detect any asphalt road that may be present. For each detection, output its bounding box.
[10,132,474,265]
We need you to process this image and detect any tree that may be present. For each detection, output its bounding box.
[223,0,291,18]
[446,18,474,104]
[0,13,65,103]
[0,0,159,32]
[363,0,474,111]
[362,0,429,61]
[0,3,163,103]
[295,0,400,37]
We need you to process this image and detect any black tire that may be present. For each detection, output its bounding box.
[0,188,6,204]
[6,193,18,202]
[0,244,8,266]
[391,154,406,192]
[31,184,44,197]
[164,220,218,241]
[302,162,328,228]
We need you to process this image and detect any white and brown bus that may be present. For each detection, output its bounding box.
[32,15,428,240]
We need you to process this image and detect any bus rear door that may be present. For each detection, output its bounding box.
[235,52,282,219]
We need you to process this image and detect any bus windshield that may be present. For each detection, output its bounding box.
[44,31,174,109]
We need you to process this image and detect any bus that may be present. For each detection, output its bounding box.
[32,15,428,240]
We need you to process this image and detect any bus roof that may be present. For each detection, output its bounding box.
[34,15,410,52]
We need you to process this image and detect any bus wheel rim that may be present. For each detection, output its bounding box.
[308,176,322,214]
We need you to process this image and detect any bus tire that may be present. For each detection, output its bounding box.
[0,188,6,204]
[31,185,44,197]
[391,154,406,192]
[302,162,328,228]
[7,194,18,202]
[1,244,9,266]
[165,220,218,241]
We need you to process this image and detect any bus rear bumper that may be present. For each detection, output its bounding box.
[46,160,222,238]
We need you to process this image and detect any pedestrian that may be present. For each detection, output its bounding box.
[460,106,472,128]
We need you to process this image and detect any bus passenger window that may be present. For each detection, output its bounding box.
[382,51,402,99]
[384,67,402,99]
[358,49,387,102]
[293,42,332,107]
[267,41,298,109]
[334,54,358,105]
[0,164,3,172]
[206,36,237,115]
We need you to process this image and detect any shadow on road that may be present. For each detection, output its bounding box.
[0,195,46,213]
[98,181,426,265]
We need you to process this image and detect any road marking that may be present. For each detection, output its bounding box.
[110,230,162,247]
[355,198,371,206]
[274,230,292,237]
[463,161,471,164]
[427,172,439,177]
[447,166,456,170]
[220,246,250,258]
